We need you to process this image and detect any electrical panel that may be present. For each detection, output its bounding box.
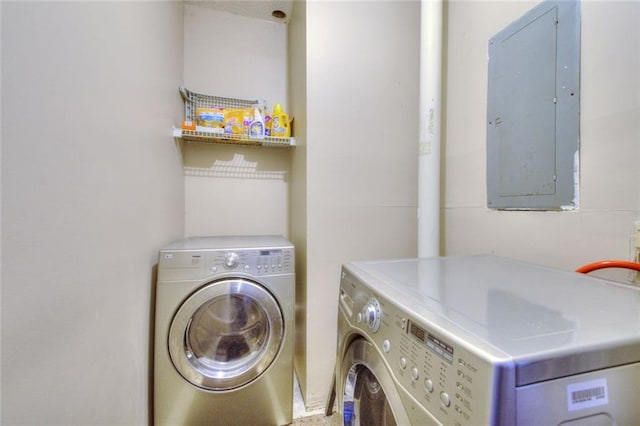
[487,0,580,210]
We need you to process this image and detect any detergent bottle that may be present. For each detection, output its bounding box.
[249,102,266,139]
[270,103,290,138]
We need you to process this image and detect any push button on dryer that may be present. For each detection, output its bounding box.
[410,367,419,381]
[424,378,434,393]
[440,391,451,407]
[399,357,407,369]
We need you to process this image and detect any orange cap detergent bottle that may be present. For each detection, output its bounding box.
[270,104,290,138]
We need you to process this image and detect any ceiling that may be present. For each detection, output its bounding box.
[186,0,294,23]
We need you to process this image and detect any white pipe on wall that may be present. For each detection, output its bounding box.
[418,0,443,258]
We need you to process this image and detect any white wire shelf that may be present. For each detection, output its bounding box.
[173,128,296,148]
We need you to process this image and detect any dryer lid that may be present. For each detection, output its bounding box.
[347,255,640,360]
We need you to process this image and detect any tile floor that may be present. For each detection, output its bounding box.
[292,412,339,425]
[292,375,339,425]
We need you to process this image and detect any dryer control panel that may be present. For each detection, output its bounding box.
[158,246,294,281]
[210,248,294,275]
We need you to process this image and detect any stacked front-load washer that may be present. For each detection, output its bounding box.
[154,236,295,426]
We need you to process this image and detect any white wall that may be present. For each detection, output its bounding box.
[444,0,640,270]
[292,0,421,409]
[288,0,309,410]
[287,0,312,411]
[1,2,184,424]
[183,4,291,238]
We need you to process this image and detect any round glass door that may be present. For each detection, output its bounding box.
[169,278,283,391]
[344,366,397,426]
[341,339,408,426]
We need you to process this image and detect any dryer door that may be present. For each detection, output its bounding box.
[168,278,283,391]
[341,339,410,426]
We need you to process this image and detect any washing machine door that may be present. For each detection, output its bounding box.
[168,278,283,391]
[341,339,411,426]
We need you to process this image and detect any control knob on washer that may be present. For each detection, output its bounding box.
[224,252,239,269]
[362,298,382,332]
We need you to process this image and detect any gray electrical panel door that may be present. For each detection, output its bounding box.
[487,0,580,210]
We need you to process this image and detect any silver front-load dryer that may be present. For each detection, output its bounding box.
[154,236,295,426]
[329,256,640,425]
